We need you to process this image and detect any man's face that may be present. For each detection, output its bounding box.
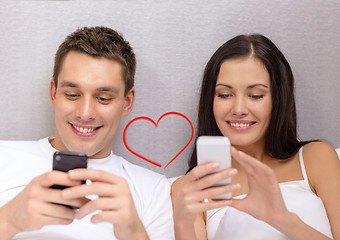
[50,51,134,158]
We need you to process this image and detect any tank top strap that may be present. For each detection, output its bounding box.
[299,147,309,184]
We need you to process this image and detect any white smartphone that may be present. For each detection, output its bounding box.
[196,136,232,199]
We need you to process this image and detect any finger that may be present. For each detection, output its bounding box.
[196,183,240,200]
[91,211,114,224]
[231,147,264,175]
[61,182,127,199]
[75,198,121,220]
[228,198,251,213]
[37,171,82,188]
[186,162,221,182]
[194,168,237,191]
[90,210,138,224]
[38,214,74,227]
[185,200,233,213]
[38,201,77,220]
[68,169,124,184]
[231,147,277,185]
[39,186,90,208]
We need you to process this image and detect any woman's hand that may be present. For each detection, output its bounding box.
[175,163,238,220]
[172,162,239,240]
[229,147,290,227]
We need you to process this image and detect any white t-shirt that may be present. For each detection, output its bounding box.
[0,138,174,240]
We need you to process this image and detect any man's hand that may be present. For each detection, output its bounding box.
[62,169,149,240]
[0,171,88,239]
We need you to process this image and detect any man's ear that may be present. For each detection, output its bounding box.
[49,79,57,108]
[122,87,135,117]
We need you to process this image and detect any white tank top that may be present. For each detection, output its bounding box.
[206,147,333,239]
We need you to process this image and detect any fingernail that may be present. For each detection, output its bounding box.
[231,183,240,191]
[212,162,220,169]
[223,200,232,205]
[229,169,238,176]
[69,170,79,177]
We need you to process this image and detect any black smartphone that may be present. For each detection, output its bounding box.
[51,151,88,209]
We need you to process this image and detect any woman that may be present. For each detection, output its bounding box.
[171,34,340,239]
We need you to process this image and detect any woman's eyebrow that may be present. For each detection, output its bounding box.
[216,83,232,88]
[247,83,269,89]
[215,83,269,89]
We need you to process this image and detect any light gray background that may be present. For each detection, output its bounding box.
[0,1,339,177]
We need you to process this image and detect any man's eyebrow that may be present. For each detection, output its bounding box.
[59,81,79,88]
[59,81,120,93]
[96,86,120,94]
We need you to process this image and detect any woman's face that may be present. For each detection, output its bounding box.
[213,57,272,148]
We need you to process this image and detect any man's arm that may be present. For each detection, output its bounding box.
[0,171,86,238]
[63,169,149,240]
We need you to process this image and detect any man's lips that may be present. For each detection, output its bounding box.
[69,123,103,135]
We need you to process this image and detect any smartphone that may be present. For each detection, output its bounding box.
[51,151,88,209]
[196,136,232,199]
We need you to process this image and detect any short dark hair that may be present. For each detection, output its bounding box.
[188,34,315,171]
[53,26,136,95]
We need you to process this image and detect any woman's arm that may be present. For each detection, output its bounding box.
[229,146,336,239]
[171,163,239,240]
[303,142,340,239]
[171,177,206,240]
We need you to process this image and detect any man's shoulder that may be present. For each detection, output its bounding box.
[110,154,171,197]
[0,139,42,152]
[0,139,45,153]
[115,154,168,183]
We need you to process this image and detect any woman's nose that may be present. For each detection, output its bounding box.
[232,97,249,117]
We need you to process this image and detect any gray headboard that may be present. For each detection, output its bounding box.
[0,0,339,177]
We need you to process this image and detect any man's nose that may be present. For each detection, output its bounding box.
[76,96,96,121]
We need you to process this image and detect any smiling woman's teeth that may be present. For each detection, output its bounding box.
[230,123,251,127]
[73,125,95,133]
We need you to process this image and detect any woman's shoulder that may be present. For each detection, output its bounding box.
[302,141,338,163]
[302,141,340,193]
[171,176,185,195]
[170,176,186,209]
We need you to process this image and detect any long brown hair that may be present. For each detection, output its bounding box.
[188,34,315,172]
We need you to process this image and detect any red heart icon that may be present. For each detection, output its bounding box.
[123,112,194,168]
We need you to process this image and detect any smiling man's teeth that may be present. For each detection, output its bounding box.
[73,125,95,133]
[230,122,251,127]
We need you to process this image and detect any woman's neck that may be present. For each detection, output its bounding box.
[233,140,270,163]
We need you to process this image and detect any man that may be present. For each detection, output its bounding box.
[0,26,174,240]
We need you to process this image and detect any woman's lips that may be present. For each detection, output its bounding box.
[227,121,256,131]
